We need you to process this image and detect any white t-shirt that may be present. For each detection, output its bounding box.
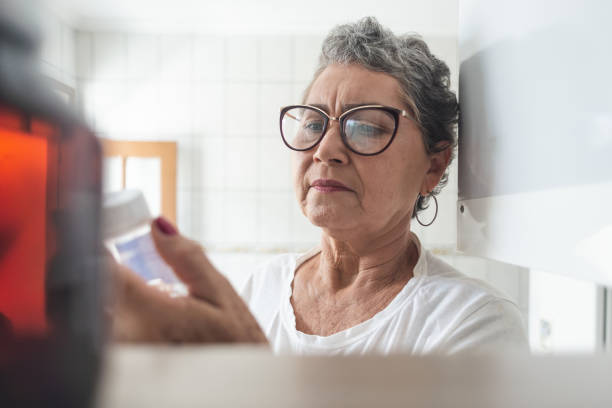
[240,235,528,355]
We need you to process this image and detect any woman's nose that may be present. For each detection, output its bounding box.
[313,120,349,165]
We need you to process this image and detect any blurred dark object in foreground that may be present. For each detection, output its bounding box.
[0,1,105,407]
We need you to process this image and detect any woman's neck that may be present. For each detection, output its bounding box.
[315,223,419,294]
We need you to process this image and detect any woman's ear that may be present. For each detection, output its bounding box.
[420,142,452,194]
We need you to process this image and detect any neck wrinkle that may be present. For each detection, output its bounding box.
[316,226,418,293]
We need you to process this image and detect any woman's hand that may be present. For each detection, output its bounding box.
[107,217,268,344]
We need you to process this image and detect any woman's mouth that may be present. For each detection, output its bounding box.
[310,179,352,193]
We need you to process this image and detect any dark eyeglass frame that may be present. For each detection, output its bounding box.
[279,104,414,156]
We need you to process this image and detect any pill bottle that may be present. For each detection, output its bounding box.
[103,189,186,296]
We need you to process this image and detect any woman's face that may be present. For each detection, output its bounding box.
[292,63,449,240]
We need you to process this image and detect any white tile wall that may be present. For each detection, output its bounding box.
[127,34,159,79]
[258,192,293,245]
[225,192,258,245]
[226,36,258,81]
[225,83,258,136]
[160,35,194,81]
[157,82,194,134]
[176,136,196,191]
[195,137,226,189]
[93,33,127,80]
[195,191,227,245]
[193,82,225,136]
[88,81,130,135]
[194,36,225,81]
[258,138,292,191]
[121,80,160,134]
[225,138,258,190]
[259,37,293,82]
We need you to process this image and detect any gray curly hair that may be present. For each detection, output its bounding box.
[303,17,458,218]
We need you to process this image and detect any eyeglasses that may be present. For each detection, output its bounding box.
[279,104,413,156]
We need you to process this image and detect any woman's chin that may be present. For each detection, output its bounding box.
[305,206,359,231]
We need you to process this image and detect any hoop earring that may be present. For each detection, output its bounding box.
[415,194,438,227]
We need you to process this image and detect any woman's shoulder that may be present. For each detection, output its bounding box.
[419,250,514,303]
[409,234,508,303]
[413,250,527,352]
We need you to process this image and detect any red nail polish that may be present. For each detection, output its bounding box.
[155,216,177,235]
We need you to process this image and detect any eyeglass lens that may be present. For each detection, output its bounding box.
[281,107,396,155]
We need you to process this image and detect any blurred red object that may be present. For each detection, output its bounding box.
[0,106,51,335]
[0,2,104,406]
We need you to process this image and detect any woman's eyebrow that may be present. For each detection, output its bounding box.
[309,103,329,113]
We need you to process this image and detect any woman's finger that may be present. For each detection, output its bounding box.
[110,262,217,342]
[149,216,230,304]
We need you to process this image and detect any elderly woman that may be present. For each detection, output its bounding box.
[111,17,526,354]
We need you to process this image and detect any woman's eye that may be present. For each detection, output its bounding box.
[348,122,386,138]
[303,121,324,132]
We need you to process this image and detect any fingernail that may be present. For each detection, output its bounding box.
[155,216,177,235]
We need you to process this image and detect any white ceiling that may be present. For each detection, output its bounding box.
[44,0,458,36]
